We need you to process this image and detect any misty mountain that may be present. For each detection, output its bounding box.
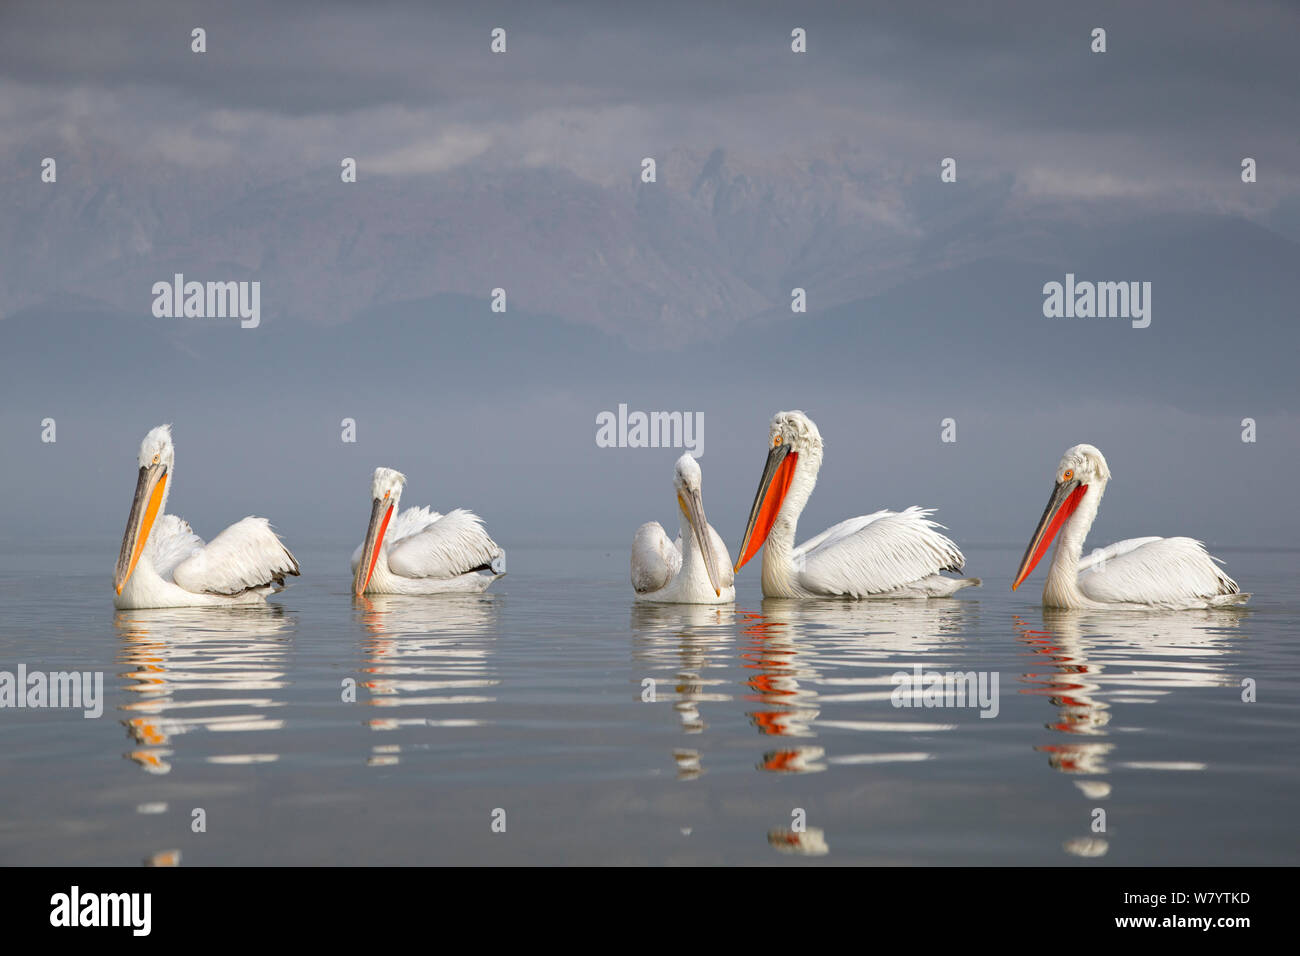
[4,203,1296,418]
[14,140,1271,350]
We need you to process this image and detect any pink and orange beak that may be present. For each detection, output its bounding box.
[114,461,168,594]
[735,441,798,573]
[353,493,394,596]
[1011,477,1088,591]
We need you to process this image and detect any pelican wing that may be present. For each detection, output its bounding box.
[1077,537,1163,571]
[147,515,206,579]
[385,508,501,580]
[631,521,681,593]
[171,516,300,596]
[350,506,445,573]
[389,505,444,543]
[794,507,965,597]
[1078,536,1240,605]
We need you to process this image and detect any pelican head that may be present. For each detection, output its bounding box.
[673,453,722,597]
[354,467,407,596]
[1012,444,1111,591]
[138,425,176,471]
[114,425,175,594]
[735,410,822,572]
[371,466,407,503]
[769,410,823,456]
[1057,444,1111,485]
[673,452,702,493]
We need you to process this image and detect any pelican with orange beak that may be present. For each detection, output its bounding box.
[734,411,979,599]
[351,467,506,595]
[113,425,299,609]
[1011,444,1247,609]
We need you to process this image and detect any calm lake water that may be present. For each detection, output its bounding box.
[1,540,1296,865]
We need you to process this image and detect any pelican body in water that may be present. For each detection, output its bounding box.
[113,425,300,609]
[734,411,979,599]
[1012,444,1247,610]
[631,453,734,604]
[352,467,506,595]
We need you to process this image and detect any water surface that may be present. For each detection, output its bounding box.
[1,541,1295,865]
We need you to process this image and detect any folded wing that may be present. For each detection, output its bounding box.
[1078,536,1240,605]
[794,507,965,597]
[631,521,681,593]
[147,515,206,580]
[385,508,502,580]
[171,516,300,596]
[350,506,445,573]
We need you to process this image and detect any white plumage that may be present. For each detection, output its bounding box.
[735,411,979,599]
[1077,537,1241,607]
[632,454,734,604]
[170,517,299,596]
[350,508,502,583]
[1014,444,1247,610]
[793,507,970,598]
[352,468,505,595]
[630,522,682,595]
[113,426,299,609]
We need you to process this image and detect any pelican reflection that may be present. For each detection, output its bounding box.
[630,597,979,780]
[1016,607,1244,857]
[745,598,973,769]
[631,603,736,777]
[115,605,293,775]
[354,594,501,762]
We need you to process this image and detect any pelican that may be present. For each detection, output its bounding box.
[1012,444,1248,610]
[734,411,979,599]
[632,453,734,604]
[113,425,300,609]
[351,467,506,595]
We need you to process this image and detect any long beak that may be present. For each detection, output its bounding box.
[114,462,168,594]
[680,486,723,597]
[353,496,394,596]
[1012,478,1087,591]
[735,443,798,572]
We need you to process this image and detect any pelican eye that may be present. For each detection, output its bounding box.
[772,435,781,448]
[152,454,159,464]
[1063,469,1074,482]
[383,490,390,499]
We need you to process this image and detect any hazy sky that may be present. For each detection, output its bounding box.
[1,0,1297,558]
[4,0,1297,202]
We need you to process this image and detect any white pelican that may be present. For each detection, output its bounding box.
[632,453,734,604]
[1011,444,1248,610]
[734,411,979,599]
[113,425,300,609]
[351,467,506,595]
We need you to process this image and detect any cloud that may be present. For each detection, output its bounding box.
[368,128,493,175]
[2,0,1296,209]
